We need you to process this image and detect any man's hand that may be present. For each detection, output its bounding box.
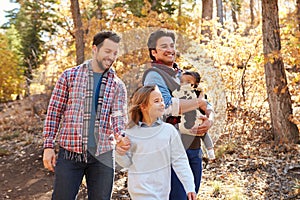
[190,115,213,136]
[187,192,196,200]
[43,148,56,172]
[198,115,213,132]
[116,135,130,155]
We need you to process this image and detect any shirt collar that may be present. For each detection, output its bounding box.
[138,118,163,127]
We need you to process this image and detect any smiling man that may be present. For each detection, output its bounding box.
[42,31,130,200]
[142,29,214,200]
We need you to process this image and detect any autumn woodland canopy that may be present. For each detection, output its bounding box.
[0,0,299,145]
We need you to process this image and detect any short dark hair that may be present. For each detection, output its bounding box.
[183,71,201,87]
[93,31,121,48]
[147,29,176,61]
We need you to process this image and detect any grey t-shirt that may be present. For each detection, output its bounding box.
[88,72,102,154]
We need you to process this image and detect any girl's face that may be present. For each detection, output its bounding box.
[143,88,165,120]
[181,74,196,87]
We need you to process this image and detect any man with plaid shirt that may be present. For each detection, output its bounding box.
[42,31,130,200]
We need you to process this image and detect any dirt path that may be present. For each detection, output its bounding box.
[0,95,299,200]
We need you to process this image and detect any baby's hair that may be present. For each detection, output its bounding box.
[183,71,201,88]
[127,85,157,128]
[183,71,203,97]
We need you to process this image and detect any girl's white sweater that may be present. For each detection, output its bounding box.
[116,122,195,200]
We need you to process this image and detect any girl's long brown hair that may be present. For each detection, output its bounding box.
[127,85,157,129]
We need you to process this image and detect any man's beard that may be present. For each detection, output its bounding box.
[96,59,110,72]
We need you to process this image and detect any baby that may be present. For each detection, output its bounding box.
[173,71,215,160]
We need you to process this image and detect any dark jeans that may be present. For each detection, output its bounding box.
[169,148,203,200]
[52,147,114,200]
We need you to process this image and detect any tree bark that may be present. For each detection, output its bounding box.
[216,0,223,25]
[250,0,254,27]
[178,0,182,25]
[231,8,238,28]
[297,0,300,32]
[70,0,85,65]
[151,0,157,10]
[201,0,213,44]
[95,0,102,19]
[262,0,299,144]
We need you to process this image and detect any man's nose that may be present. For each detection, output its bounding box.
[166,46,174,51]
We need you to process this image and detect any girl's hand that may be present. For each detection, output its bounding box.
[187,192,196,200]
[116,135,130,155]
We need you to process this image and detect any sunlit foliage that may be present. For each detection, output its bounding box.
[0,33,23,102]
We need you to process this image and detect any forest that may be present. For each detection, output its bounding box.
[0,0,299,199]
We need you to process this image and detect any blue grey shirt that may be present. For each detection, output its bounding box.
[143,71,175,109]
[138,118,163,127]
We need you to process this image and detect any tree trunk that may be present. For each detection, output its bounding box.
[151,0,157,10]
[70,0,85,65]
[297,0,300,32]
[178,0,182,25]
[216,0,223,25]
[250,0,254,27]
[95,0,102,19]
[231,8,238,28]
[178,0,182,17]
[262,0,299,144]
[201,0,213,44]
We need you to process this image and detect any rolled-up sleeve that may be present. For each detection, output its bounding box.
[111,81,128,138]
[144,71,173,108]
[164,97,180,116]
[207,101,214,112]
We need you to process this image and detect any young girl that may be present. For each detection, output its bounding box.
[176,71,215,160]
[116,85,196,200]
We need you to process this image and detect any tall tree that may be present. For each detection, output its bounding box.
[250,0,254,27]
[201,0,213,43]
[70,0,85,65]
[262,0,299,144]
[230,0,241,28]
[7,0,60,96]
[119,0,176,17]
[151,0,157,10]
[216,0,224,25]
[178,0,182,20]
[297,0,300,32]
[94,0,103,19]
[0,32,23,102]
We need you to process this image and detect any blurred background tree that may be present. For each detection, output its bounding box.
[0,32,23,102]
[2,0,62,96]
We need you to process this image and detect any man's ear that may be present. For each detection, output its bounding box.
[92,45,97,54]
[151,49,157,57]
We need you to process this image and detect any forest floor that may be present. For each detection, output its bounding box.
[0,94,299,200]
